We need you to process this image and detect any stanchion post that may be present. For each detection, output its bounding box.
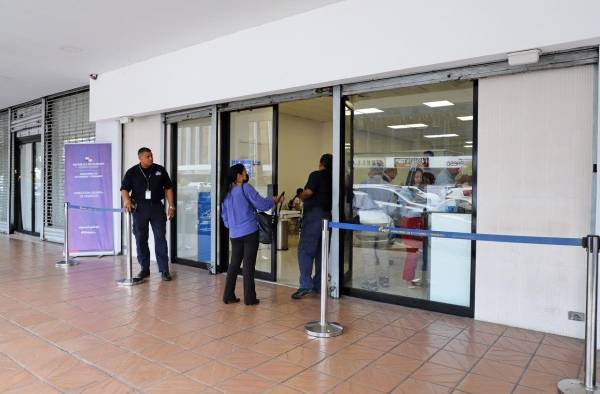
[558,235,600,393]
[305,219,343,338]
[55,202,78,267]
[117,210,144,286]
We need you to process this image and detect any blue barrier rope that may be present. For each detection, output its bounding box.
[68,203,124,213]
[328,221,583,247]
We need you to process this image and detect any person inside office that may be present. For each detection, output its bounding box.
[121,147,175,281]
[291,153,332,300]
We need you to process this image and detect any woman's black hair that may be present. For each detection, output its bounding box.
[410,168,424,186]
[221,163,246,203]
[296,188,303,195]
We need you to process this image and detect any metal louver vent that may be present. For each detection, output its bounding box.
[44,91,95,229]
[0,110,8,229]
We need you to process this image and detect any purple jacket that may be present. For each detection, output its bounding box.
[221,183,274,239]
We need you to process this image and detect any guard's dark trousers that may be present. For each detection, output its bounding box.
[133,202,169,273]
[223,231,259,304]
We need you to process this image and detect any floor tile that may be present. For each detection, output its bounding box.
[470,358,524,383]
[346,363,407,392]
[456,373,514,394]
[410,362,466,388]
[221,348,272,370]
[429,350,479,371]
[519,369,564,392]
[217,372,276,393]
[186,360,242,385]
[392,378,450,393]
[277,346,327,367]
[252,359,304,382]
[483,347,532,368]
[390,341,440,361]
[286,369,341,393]
[145,374,206,393]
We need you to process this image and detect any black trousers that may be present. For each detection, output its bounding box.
[223,231,259,304]
[132,202,169,274]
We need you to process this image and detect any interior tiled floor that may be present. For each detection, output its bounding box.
[0,235,587,393]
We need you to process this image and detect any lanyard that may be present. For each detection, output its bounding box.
[138,165,152,190]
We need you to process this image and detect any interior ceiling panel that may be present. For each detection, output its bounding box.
[0,0,343,110]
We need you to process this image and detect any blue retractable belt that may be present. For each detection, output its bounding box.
[328,221,583,247]
[68,203,124,213]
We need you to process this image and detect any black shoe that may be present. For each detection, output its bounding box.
[291,289,312,300]
[161,272,172,281]
[136,270,150,279]
[245,299,260,306]
[223,297,240,304]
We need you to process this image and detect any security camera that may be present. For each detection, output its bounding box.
[89,74,98,80]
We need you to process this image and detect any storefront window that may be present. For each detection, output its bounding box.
[343,81,474,308]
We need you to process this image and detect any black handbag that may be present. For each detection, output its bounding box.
[241,184,280,244]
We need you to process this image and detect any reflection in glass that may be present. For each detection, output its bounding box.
[176,118,212,263]
[229,107,273,275]
[344,81,474,307]
[34,141,43,233]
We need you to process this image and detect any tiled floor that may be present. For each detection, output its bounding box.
[0,235,586,393]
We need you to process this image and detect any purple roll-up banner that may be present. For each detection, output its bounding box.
[64,143,114,254]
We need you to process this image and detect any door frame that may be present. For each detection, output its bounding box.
[13,135,42,236]
[218,105,279,282]
[168,120,213,270]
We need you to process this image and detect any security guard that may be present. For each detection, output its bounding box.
[121,147,175,281]
[291,153,332,299]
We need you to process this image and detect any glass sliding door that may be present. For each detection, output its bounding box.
[173,117,213,267]
[15,138,42,235]
[19,143,33,232]
[225,106,277,281]
[343,80,475,316]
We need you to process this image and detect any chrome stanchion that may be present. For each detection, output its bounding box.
[116,210,144,286]
[558,235,600,393]
[305,219,343,338]
[55,202,78,267]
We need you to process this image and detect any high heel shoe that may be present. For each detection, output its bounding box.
[223,297,240,304]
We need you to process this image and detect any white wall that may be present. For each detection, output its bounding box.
[278,113,332,198]
[91,0,600,121]
[122,115,164,262]
[476,66,594,337]
[94,120,122,254]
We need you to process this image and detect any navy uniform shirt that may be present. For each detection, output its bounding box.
[303,169,332,212]
[120,163,173,204]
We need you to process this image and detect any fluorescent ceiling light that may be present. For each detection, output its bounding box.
[464,145,473,148]
[423,100,454,108]
[387,123,428,129]
[457,115,473,121]
[424,133,459,139]
[465,140,473,144]
[355,108,383,115]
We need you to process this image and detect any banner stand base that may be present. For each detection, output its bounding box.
[56,259,78,267]
[558,379,600,393]
[116,278,145,287]
[305,321,344,338]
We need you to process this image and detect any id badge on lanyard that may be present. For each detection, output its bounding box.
[139,165,152,200]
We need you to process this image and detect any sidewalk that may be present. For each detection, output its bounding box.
[0,235,585,393]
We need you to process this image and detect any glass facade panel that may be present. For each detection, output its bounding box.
[176,118,212,264]
[229,107,274,276]
[344,81,474,307]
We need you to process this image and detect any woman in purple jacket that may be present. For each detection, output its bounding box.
[221,164,284,305]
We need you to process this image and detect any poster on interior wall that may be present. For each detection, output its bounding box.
[64,143,114,254]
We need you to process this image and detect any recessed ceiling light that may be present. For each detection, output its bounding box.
[60,45,83,53]
[465,140,473,144]
[424,133,459,139]
[423,100,454,108]
[387,123,428,129]
[457,115,473,121]
[355,108,383,115]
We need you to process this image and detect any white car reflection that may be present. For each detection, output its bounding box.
[353,183,472,223]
